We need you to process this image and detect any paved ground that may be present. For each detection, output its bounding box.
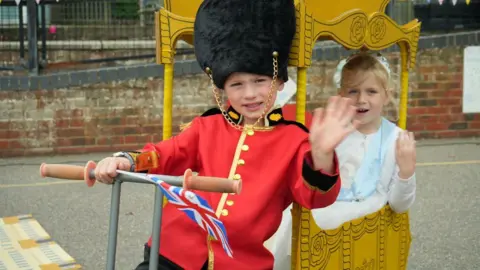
[1,139,480,270]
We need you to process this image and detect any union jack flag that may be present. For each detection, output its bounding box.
[149,175,233,258]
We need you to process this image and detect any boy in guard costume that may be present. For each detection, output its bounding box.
[94,0,359,269]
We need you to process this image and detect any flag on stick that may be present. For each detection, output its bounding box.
[149,175,234,258]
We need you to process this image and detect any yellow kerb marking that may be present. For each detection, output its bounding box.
[417,160,480,167]
[18,239,38,249]
[0,181,84,189]
[3,216,20,224]
[40,264,61,270]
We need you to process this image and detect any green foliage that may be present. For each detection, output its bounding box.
[112,0,139,20]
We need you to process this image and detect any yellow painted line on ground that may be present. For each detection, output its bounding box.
[417,160,480,167]
[0,180,84,189]
[0,160,479,189]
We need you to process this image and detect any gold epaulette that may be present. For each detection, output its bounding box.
[179,121,192,131]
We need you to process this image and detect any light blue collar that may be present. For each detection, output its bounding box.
[337,118,397,202]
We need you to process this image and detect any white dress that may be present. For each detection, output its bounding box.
[265,125,417,269]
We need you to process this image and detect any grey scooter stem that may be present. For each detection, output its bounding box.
[106,173,178,270]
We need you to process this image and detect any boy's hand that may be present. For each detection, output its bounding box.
[309,96,358,172]
[396,131,416,180]
[94,157,132,184]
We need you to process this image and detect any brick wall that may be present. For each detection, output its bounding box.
[0,74,215,157]
[408,48,480,138]
[1,35,480,157]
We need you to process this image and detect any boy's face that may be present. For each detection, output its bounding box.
[223,72,284,125]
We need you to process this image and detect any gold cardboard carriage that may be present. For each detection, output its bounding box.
[154,0,421,269]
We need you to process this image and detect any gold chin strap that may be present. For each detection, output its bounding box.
[206,51,279,131]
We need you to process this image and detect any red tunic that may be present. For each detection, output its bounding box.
[281,104,313,128]
[132,108,340,270]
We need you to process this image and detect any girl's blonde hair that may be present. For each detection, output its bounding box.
[334,52,399,121]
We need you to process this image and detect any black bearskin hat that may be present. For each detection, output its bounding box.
[194,0,296,89]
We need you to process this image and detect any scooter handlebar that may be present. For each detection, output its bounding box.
[39,162,241,194]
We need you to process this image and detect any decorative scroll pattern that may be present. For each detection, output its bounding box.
[164,0,172,11]
[290,204,300,270]
[292,0,421,70]
[350,16,368,44]
[289,2,313,67]
[370,17,387,44]
[299,205,411,270]
[379,0,390,13]
[308,12,420,70]
[299,209,312,269]
[399,212,410,268]
[155,9,194,65]
[289,4,302,67]
[342,225,352,269]
[303,12,314,67]
[356,259,375,270]
[157,10,173,64]
[379,211,385,270]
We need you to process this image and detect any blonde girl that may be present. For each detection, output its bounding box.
[270,52,417,269]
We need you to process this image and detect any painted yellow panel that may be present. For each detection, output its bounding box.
[294,205,412,270]
[291,0,421,68]
[155,9,195,64]
[163,0,203,18]
[304,0,388,21]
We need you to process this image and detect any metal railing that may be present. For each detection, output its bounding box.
[0,0,193,75]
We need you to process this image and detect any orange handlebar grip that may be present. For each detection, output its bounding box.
[183,169,242,194]
[39,161,97,187]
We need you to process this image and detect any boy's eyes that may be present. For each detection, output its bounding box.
[229,79,267,87]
